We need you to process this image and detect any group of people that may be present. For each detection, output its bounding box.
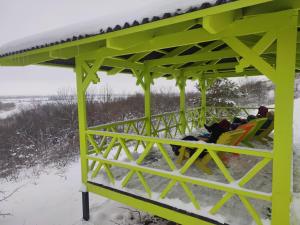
[171,106,274,158]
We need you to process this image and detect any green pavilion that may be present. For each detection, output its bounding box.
[0,0,299,224]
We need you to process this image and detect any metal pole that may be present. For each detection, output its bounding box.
[82,192,90,221]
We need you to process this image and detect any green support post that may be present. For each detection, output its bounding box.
[75,57,89,184]
[178,76,187,134]
[75,57,90,221]
[271,12,298,225]
[143,67,152,136]
[199,78,207,127]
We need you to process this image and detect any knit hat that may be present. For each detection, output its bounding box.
[218,119,231,131]
[258,106,268,117]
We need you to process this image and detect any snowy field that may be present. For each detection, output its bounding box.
[0,96,53,119]
[1,99,300,225]
[0,95,127,119]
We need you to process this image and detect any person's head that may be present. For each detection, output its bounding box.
[218,119,231,131]
[257,106,268,117]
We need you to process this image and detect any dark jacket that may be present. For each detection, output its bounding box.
[171,136,207,158]
[205,123,229,143]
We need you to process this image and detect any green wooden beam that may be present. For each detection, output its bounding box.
[115,10,293,56]
[0,52,52,66]
[107,20,198,50]
[245,0,300,16]
[182,69,260,80]
[146,49,237,67]
[107,52,150,75]
[50,41,104,59]
[202,69,261,79]
[102,58,178,75]
[107,21,198,75]
[177,75,187,134]
[151,44,198,77]
[271,13,298,225]
[87,183,214,225]
[183,62,238,76]
[172,41,224,70]
[143,67,152,136]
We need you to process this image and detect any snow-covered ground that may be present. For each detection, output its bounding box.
[0,96,53,119]
[1,99,300,225]
[0,95,126,119]
[0,161,170,225]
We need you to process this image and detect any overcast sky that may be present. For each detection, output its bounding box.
[0,0,200,96]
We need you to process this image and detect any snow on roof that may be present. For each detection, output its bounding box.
[0,0,230,58]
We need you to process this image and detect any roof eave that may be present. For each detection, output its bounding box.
[0,0,271,67]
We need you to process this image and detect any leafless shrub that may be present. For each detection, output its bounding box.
[238,79,274,106]
[0,90,198,179]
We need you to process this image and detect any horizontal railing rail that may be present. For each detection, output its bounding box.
[89,117,147,131]
[87,106,275,140]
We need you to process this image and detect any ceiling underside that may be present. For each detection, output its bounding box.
[41,37,272,80]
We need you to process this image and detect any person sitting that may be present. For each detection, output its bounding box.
[256,106,269,118]
[256,111,274,135]
[203,119,231,143]
[231,106,269,129]
[171,119,231,158]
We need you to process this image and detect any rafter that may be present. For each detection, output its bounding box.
[146,49,237,67]
[102,58,178,75]
[107,52,150,75]
[107,20,198,75]
[202,69,261,79]
[183,62,238,76]
[172,40,224,69]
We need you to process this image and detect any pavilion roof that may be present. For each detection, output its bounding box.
[0,0,299,79]
[0,0,231,58]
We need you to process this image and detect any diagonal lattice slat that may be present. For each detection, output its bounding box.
[210,157,272,214]
[160,148,204,209]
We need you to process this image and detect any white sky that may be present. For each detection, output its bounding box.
[0,0,199,96]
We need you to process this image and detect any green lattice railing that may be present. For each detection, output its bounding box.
[84,106,274,225]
